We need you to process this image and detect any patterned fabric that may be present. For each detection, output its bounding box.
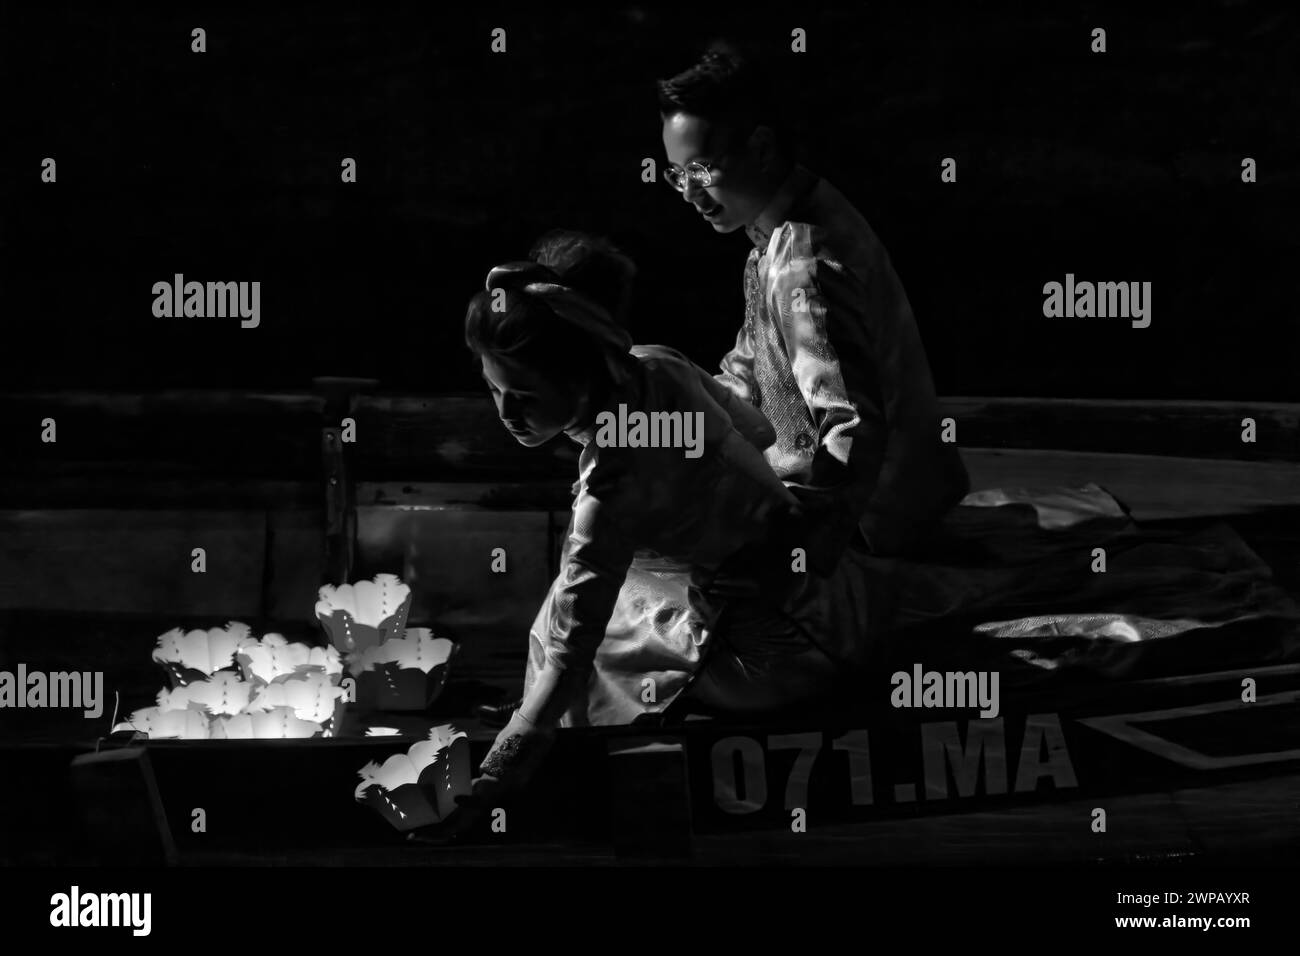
[719,164,971,562]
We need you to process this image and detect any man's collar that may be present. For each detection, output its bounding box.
[744,163,819,249]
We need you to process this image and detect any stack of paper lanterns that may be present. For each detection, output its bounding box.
[315,573,457,712]
[113,622,348,739]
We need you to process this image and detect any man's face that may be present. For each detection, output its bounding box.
[480,352,579,447]
[661,111,773,234]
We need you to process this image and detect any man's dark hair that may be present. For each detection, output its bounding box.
[656,39,789,152]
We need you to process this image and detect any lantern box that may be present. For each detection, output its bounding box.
[348,629,458,713]
[354,726,472,832]
[316,573,412,656]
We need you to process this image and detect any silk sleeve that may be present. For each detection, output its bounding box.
[519,478,635,728]
[766,224,888,570]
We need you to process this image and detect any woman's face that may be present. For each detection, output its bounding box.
[480,352,582,447]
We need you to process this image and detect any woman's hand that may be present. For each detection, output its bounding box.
[406,717,556,846]
[476,709,556,792]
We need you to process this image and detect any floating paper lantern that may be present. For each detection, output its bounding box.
[347,628,458,712]
[236,633,344,686]
[354,725,471,832]
[316,573,412,655]
[151,621,257,688]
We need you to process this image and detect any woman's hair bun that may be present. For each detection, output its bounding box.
[528,229,636,323]
[484,260,562,293]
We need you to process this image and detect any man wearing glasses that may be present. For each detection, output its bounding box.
[474,41,973,733]
[658,41,970,574]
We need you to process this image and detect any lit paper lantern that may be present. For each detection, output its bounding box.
[246,671,347,726]
[152,621,257,688]
[129,627,347,739]
[236,633,344,686]
[156,672,254,718]
[316,573,412,655]
[113,706,212,739]
[354,726,471,832]
[210,706,323,739]
[348,628,458,712]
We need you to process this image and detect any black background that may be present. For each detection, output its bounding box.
[2,0,1296,398]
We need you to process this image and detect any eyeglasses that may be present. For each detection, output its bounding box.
[663,160,720,192]
[663,124,759,192]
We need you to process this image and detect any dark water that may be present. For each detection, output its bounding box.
[2,0,1296,399]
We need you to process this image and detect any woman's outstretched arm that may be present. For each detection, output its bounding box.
[476,481,635,791]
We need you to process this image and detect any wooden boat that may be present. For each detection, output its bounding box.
[1,387,1298,865]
